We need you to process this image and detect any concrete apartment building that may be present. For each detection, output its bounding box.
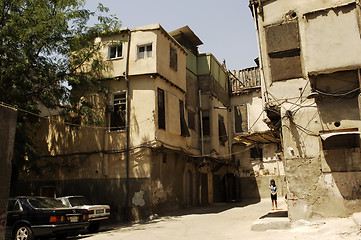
[249,0,361,220]
[12,24,239,222]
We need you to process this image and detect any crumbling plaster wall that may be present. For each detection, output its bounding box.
[233,143,285,199]
[255,0,361,220]
[230,90,269,133]
[280,92,361,220]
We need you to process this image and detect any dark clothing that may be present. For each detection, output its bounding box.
[271,194,277,201]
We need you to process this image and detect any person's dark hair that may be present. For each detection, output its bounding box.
[270,179,276,185]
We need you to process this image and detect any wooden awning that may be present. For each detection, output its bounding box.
[233,130,280,145]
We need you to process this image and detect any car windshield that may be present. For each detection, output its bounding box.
[68,197,91,206]
[28,197,66,209]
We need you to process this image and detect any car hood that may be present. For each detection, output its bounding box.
[72,205,110,210]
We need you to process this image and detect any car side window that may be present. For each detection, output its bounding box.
[14,201,21,211]
[7,200,21,212]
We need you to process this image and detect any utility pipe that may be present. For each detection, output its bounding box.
[125,30,131,222]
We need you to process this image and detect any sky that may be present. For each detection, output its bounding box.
[85,0,259,70]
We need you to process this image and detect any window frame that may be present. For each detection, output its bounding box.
[218,114,228,146]
[179,100,190,137]
[170,45,178,71]
[137,43,153,59]
[202,111,210,137]
[157,88,166,130]
[187,110,196,131]
[7,199,23,212]
[109,91,127,132]
[265,20,303,81]
[234,104,248,134]
[108,44,123,60]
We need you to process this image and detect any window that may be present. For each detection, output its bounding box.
[158,88,165,130]
[138,44,152,59]
[109,45,123,59]
[170,45,178,70]
[202,111,210,137]
[218,114,228,146]
[250,146,263,159]
[234,105,248,133]
[7,200,21,212]
[179,100,190,137]
[163,152,167,163]
[110,92,126,131]
[265,21,302,81]
[188,111,195,130]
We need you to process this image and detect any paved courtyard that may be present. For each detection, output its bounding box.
[72,199,360,240]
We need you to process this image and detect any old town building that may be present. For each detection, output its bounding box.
[249,0,361,220]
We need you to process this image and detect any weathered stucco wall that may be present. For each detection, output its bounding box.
[279,82,361,220]
[254,0,361,220]
[209,97,230,157]
[302,3,361,74]
[155,77,189,150]
[97,32,128,78]
[129,27,158,76]
[150,152,199,213]
[233,143,285,199]
[230,91,269,133]
[261,0,356,26]
[156,30,187,91]
[185,74,200,152]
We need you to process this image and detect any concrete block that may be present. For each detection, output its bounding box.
[352,212,361,230]
[251,218,291,231]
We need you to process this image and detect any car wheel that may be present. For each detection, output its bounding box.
[87,221,100,233]
[14,225,34,240]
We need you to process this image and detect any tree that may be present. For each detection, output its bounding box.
[0,0,121,176]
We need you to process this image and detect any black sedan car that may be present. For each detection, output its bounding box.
[5,196,89,240]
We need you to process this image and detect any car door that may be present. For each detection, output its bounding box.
[6,200,23,229]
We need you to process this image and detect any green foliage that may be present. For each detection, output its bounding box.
[0,0,121,173]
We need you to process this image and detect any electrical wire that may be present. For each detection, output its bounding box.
[313,86,360,97]
[247,109,266,131]
[39,140,157,159]
[0,101,153,130]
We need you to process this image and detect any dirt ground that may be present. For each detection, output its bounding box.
[73,199,361,240]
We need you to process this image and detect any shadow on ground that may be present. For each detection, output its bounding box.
[259,210,288,219]
[164,199,261,217]
[68,199,262,238]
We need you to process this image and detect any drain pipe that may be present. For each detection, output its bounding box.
[199,90,204,157]
[198,90,204,205]
[125,29,131,222]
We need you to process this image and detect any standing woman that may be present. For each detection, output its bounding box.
[269,179,278,210]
